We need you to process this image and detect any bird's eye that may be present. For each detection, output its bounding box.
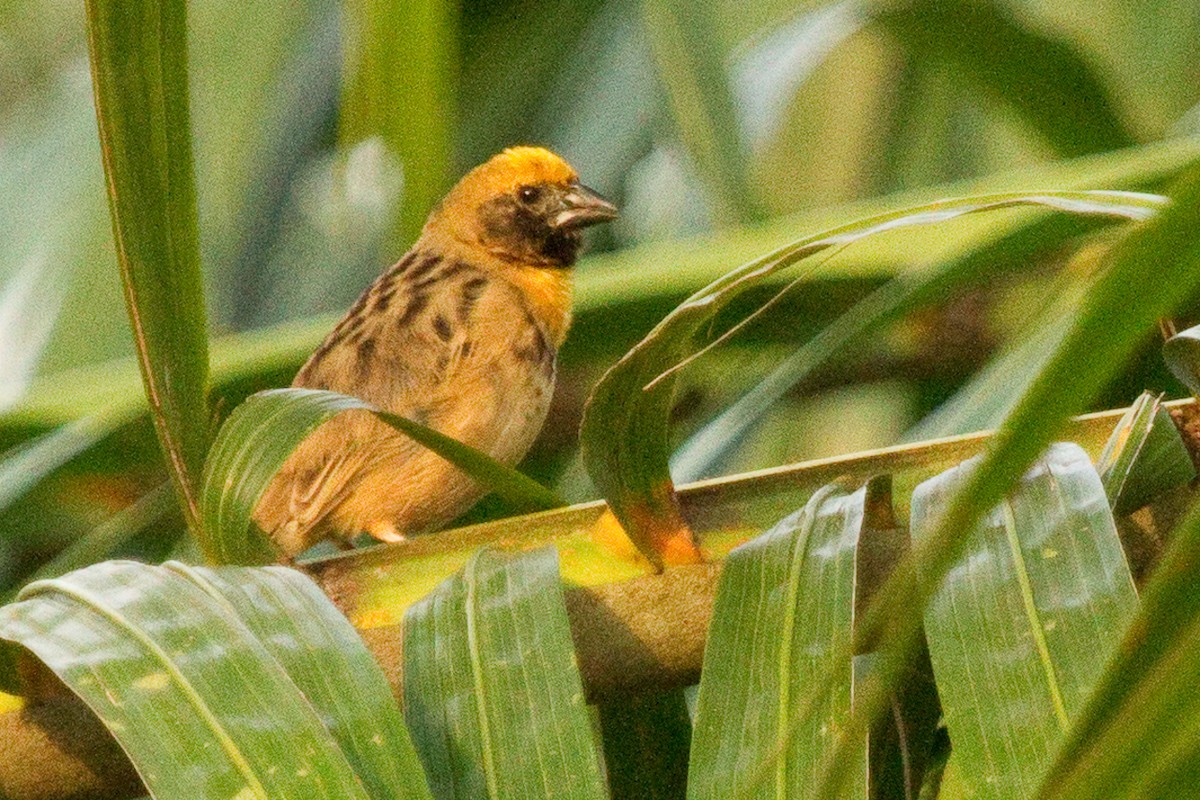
[518,185,541,204]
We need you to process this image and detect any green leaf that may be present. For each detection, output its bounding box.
[84,0,211,536]
[168,563,433,800]
[0,561,370,799]
[687,480,874,800]
[341,0,456,250]
[1096,391,1196,515]
[582,190,1164,568]
[1163,321,1200,396]
[670,141,1197,478]
[642,0,763,224]
[875,0,1137,158]
[402,546,607,800]
[200,388,566,565]
[1035,493,1200,799]
[911,443,1137,799]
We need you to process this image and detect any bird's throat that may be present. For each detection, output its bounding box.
[508,266,573,348]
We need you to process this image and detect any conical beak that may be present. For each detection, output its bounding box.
[553,184,618,229]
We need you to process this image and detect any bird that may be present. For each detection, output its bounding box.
[253,146,617,557]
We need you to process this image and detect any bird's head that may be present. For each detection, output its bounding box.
[424,146,617,268]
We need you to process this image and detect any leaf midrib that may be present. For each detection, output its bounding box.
[1000,500,1070,730]
[776,486,838,799]
[20,577,273,799]
[464,554,501,800]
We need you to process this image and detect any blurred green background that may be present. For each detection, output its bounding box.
[2,0,1199,585]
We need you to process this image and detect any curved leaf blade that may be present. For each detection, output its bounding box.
[168,563,433,800]
[674,212,1115,481]
[403,546,607,800]
[582,191,1164,568]
[0,561,369,800]
[200,388,565,565]
[911,443,1137,799]
[84,0,211,536]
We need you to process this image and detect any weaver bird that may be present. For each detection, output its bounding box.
[254,147,617,556]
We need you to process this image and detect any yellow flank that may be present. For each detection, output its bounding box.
[253,146,616,557]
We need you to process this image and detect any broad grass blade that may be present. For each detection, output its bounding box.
[687,480,877,800]
[1036,494,1200,799]
[910,443,1137,799]
[402,546,607,800]
[674,212,1109,481]
[813,162,1200,800]
[200,388,565,565]
[0,561,370,799]
[84,0,211,536]
[169,563,433,800]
